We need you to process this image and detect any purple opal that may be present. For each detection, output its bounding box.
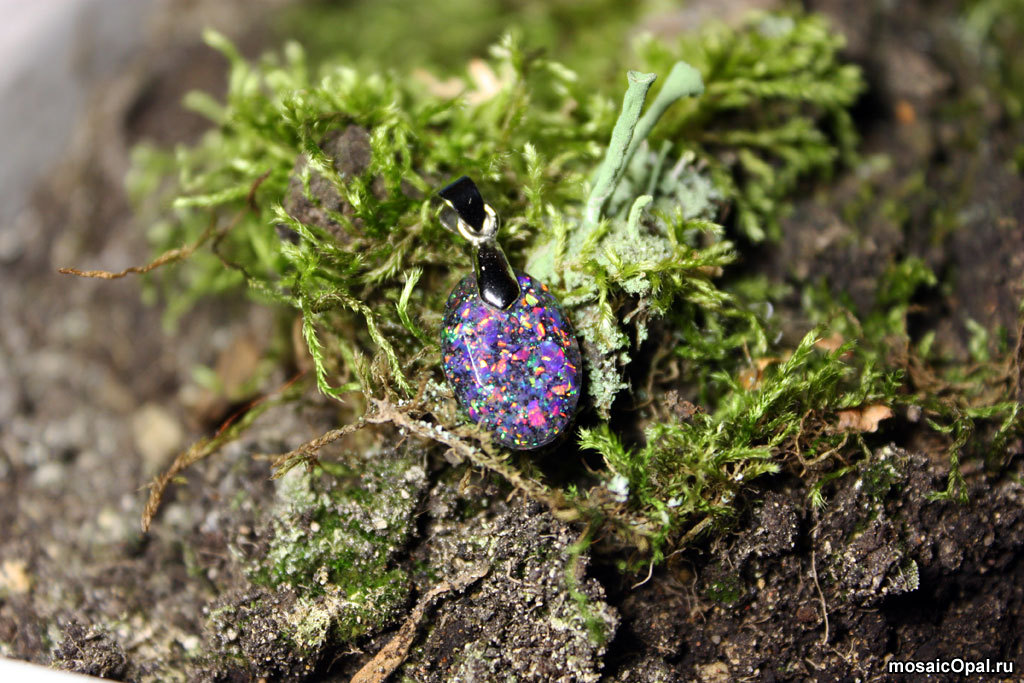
[441,272,582,449]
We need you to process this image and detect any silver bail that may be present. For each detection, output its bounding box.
[438,176,521,310]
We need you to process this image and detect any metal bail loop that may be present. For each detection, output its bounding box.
[438,176,521,310]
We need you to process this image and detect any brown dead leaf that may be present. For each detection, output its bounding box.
[895,99,917,124]
[412,59,509,106]
[411,68,463,99]
[216,335,263,399]
[814,332,846,353]
[466,58,502,103]
[836,404,894,433]
[738,357,783,390]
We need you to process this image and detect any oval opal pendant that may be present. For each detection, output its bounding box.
[441,271,582,449]
[436,176,582,449]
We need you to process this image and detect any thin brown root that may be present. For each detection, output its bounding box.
[60,216,217,280]
[810,511,830,646]
[237,394,659,554]
[631,558,655,589]
[60,169,271,280]
[142,408,261,532]
[264,397,576,518]
[351,563,489,683]
[1013,317,1024,402]
[677,514,713,548]
[140,370,305,532]
[246,169,272,211]
[363,400,658,551]
[270,419,367,479]
[665,514,715,560]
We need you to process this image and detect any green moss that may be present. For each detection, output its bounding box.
[581,328,900,560]
[287,571,408,646]
[564,530,609,645]
[704,573,744,605]
[960,0,1024,121]
[274,0,644,82]
[636,12,864,241]
[800,207,1021,503]
[255,457,417,586]
[858,446,909,503]
[247,451,425,642]
[121,4,1024,565]
[130,10,864,411]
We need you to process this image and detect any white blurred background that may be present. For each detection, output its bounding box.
[0,0,156,229]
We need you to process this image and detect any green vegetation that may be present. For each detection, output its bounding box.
[960,0,1024,121]
[581,328,899,556]
[273,0,643,81]
[703,572,744,605]
[245,452,424,646]
[636,12,863,241]
[122,4,1021,574]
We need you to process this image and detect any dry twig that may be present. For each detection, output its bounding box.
[350,564,489,683]
[140,370,304,532]
[60,170,270,280]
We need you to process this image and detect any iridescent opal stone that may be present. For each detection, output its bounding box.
[441,272,582,449]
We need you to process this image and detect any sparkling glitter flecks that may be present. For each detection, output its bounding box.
[441,272,583,449]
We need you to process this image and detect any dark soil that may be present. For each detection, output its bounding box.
[0,0,1021,681]
[607,447,1024,680]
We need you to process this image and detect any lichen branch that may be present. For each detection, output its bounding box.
[584,70,656,228]
[625,60,705,164]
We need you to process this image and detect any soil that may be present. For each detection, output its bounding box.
[1,0,1022,681]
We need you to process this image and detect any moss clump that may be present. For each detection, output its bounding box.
[121,8,895,560]
[861,456,902,502]
[703,571,744,606]
[248,449,427,643]
[581,328,899,560]
[637,12,864,241]
[130,10,863,407]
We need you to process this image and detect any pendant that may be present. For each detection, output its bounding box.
[438,176,582,450]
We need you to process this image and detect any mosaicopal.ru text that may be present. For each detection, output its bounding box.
[888,658,1013,675]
